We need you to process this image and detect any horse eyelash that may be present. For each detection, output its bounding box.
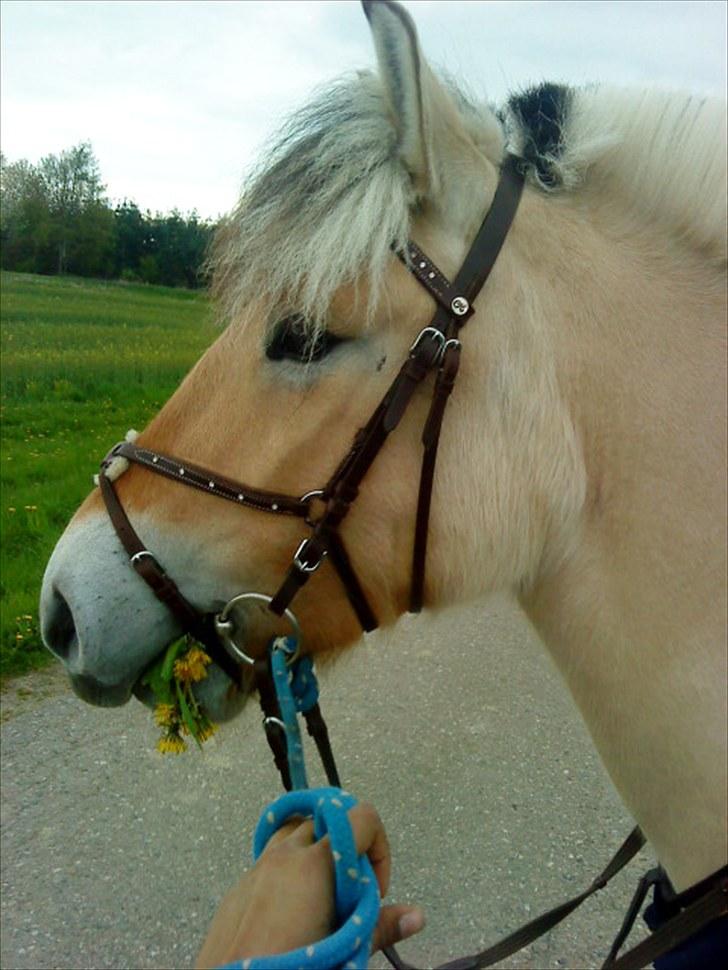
[266,314,346,363]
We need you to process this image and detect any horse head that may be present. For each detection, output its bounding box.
[39,0,727,894]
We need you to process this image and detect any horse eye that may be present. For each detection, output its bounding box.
[266,314,344,363]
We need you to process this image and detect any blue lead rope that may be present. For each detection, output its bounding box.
[269,637,317,791]
[219,640,380,970]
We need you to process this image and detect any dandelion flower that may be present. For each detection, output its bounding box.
[197,722,218,743]
[157,734,187,755]
[154,703,177,728]
[174,647,211,683]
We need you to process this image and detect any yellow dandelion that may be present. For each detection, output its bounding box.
[198,722,218,743]
[174,647,211,683]
[154,703,177,728]
[157,734,187,754]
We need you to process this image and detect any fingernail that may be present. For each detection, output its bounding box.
[398,910,425,939]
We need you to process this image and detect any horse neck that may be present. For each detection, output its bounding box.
[504,190,728,891]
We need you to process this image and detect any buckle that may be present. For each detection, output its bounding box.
[300,489,327,527]
[101,441,124,468]
[293,538,327,574]
[410,327,446,365]
[130,550,162,571]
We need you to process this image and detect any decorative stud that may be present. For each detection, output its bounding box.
[238,493,244,501]
[428,271,435,279]
[209,481,215,488]
[419,261,426,269]
[152,456,159,463]
[179,468,185,476]
[451,296,470,316]
[272,503,278,511]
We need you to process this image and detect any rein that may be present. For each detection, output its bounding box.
[250,644,728,970]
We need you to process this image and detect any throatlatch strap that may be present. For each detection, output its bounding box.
[410,340,461,612]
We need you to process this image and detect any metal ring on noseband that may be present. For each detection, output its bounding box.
[214,592,301,666]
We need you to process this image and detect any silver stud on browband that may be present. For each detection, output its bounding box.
[152,456,159,463]
[209,481,215,488]
[237,493,244,501]
[271,503,279,511]
[179,468,185,476]
[428,272,435,279]
[419,261,426,269]
[451,296,470,316]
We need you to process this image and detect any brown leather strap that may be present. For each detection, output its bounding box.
[410,339,462,612]
[254,656,293,791]
[111,440,310,518]
[604,868,728,969]
[326,532,378,632]
[396,240,474,323]
[99,472,242,685]
[386,828,646,970]
[302,704,342,788]
[448,153,525,328]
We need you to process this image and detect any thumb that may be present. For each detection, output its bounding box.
[371,904,425,952]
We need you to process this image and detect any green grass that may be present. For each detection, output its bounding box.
[1,271,218,679]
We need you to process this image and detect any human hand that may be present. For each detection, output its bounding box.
[195,801,424,968]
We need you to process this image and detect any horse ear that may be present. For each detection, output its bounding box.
[362,0,447,198]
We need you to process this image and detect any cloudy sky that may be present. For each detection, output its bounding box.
[2,0,725,220]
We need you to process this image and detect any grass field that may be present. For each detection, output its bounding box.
[1,271,218,679]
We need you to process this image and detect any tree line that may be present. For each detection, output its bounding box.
[0,143,216,289]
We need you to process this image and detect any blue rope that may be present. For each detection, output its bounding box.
[217,642,380,970]
[269,638,313,790]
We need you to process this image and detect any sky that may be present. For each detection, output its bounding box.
[2,0,726,220]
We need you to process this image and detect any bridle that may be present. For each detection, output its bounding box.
[99,152,525,680]
[96,153,728,967]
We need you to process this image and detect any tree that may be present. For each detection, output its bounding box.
[1,143,217,287]
[0,154,53,273]
[38,142,107,274]
[112,201,148,279]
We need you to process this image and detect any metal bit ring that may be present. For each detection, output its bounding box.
[214,592,301,666]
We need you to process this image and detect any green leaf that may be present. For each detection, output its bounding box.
[175,679,202,749]
[160,637,189,682]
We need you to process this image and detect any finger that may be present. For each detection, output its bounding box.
[346,802,391,897]
[264,816,315,850]
[371,904,425,952]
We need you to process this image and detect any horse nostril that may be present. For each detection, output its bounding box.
[42,588,79,661]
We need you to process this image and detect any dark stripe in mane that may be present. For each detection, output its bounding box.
[505,83,573,188]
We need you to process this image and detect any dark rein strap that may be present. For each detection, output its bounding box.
[252,653,728,970]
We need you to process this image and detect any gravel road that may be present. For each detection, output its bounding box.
[1,596,654,970]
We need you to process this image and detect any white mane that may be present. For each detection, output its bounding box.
[209,72,414,334]
[210,76,727,333]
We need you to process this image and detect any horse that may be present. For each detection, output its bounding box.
[40,0,726,914]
